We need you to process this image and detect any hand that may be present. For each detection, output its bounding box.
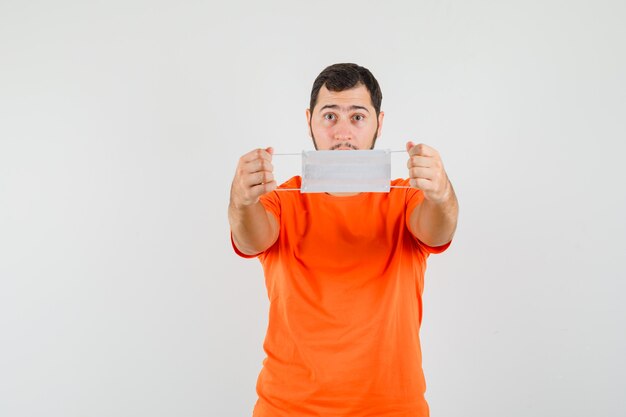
[230,147,277,208]
[406,141,452,204]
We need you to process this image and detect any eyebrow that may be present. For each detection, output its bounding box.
[319,104,370,113]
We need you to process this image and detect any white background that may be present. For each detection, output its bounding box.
[1,1,625,416]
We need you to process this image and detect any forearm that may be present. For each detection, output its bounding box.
[409,185,459,247]
[229,147,278,255]
[229,201,278,255]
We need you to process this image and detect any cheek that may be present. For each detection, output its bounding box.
[357,121,376,135]
[312,121,332,136]
[318,119,335,130]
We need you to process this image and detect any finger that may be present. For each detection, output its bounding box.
[407,155,434,169]
[411,143,438,157]
[239,149,262,163]
[408,167,435,181]
[405,141,416,153]
[244,158,273,174]
[240,148,274,163]
[243,171,275,187]
[262,181,277,193]
[249,181,277,196]
[409,177,433,190]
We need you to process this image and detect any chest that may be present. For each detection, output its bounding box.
[279,195,406,268]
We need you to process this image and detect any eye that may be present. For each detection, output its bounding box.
[353,114,365,122]
[323,113,336,121]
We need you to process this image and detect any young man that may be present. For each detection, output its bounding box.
[229,63,458,417]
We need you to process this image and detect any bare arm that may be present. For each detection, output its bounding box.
[406,142,459,247]
[229,148,279,255]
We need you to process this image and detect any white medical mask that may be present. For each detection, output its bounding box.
[273,149,405,193]
[301,149,390,193]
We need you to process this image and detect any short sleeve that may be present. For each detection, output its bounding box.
[229,176,300,259]
[229,192,280,259]
[418,239,451,254]
[230,233,261,258]
[259,189,281,223]
[399,178,452,255]
[258,175,301,223]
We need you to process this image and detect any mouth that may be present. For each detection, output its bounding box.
[330,142,358,150]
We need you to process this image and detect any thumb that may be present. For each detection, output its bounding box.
[405,141,416,154]
[265,146,274,155]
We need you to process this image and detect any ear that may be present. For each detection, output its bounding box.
[305,108,312,137]
[376,111,385,138]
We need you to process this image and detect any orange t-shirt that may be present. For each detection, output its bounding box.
[232,176,450,417]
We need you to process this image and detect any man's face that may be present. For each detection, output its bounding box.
[306,84,384,150]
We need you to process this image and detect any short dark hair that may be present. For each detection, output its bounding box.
[309,63,383,116]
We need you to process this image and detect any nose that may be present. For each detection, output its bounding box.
[333,118,352,141]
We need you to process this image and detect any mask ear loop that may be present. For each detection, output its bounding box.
[388,150,412,189]
[272,149,413,191]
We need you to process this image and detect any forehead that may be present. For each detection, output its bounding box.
[314,84,374,112]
